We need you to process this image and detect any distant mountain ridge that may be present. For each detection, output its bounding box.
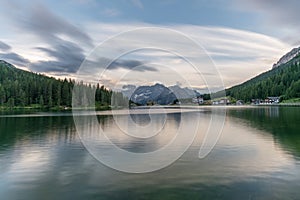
[123,83,200,105]
[168,85,200,99]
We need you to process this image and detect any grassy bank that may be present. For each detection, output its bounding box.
[281,98,300,103]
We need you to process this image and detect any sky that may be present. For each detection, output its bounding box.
[0,0,299,91]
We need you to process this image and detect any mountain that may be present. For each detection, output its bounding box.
[0,60,113,109]
[121,84,136,98]
[226,47,300,102]
[273,47,300,69]
[168,85,200,99]
[130,83,177,105]
[126,83,201,105]
[0,60,15,68]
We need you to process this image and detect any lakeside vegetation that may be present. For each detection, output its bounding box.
[281,97,300,103]
[0,60,127,110]
[226,54,300,103]
[2,50,300,111]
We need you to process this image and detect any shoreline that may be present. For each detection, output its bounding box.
[1,103,300,114]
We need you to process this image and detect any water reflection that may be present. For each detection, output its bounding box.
[129,113,151,126]
[0,116,87,199]
[96,113,182,153]
[0,108,300,199]
[227,106,300,159]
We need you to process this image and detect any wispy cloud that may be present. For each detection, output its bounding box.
[31,40,86,73]
[109,59,156,71]
[0,52,30,66]
[3,3,94,74]
[0,41,11,51]
[84,22,291,88]
[235,0,300,45]
[0,1,293,89]
[19,4,93,47]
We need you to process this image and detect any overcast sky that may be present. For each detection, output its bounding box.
[0,0,298,91]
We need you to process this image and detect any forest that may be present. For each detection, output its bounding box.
[0,60,127,110]
[226,54,300,102]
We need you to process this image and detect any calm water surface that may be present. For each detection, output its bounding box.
[0,106,300,200]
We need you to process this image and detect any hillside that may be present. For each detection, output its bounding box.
[226,48,300,102]
[0,60,115,109]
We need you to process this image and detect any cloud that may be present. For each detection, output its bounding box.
[109,59,157,72]
[30,60,78,73]
[0,1,293,88]
[19,4,93,47]
[238,0,300,25]
[83,22,291,88]
[0,52,30,66]
[0,4,157,75]
[235,0,300,45]
[6,3,94,74]
[122,84,136,90]
[30,40,85,73]
[29,46,156,73]
[0,41,11,51]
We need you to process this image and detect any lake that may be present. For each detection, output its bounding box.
[0,106,300,200]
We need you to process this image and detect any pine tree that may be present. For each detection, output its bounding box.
[39,95,44,107]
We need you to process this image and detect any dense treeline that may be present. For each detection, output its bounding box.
[0,60,127,109]
[226,55,300,102]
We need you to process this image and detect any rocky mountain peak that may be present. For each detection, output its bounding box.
[272,47,300,69]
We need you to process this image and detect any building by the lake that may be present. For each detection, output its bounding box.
[252,97,280,105]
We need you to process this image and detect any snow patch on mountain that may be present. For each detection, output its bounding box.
[272,47,300,69]
[122,83,201,105]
